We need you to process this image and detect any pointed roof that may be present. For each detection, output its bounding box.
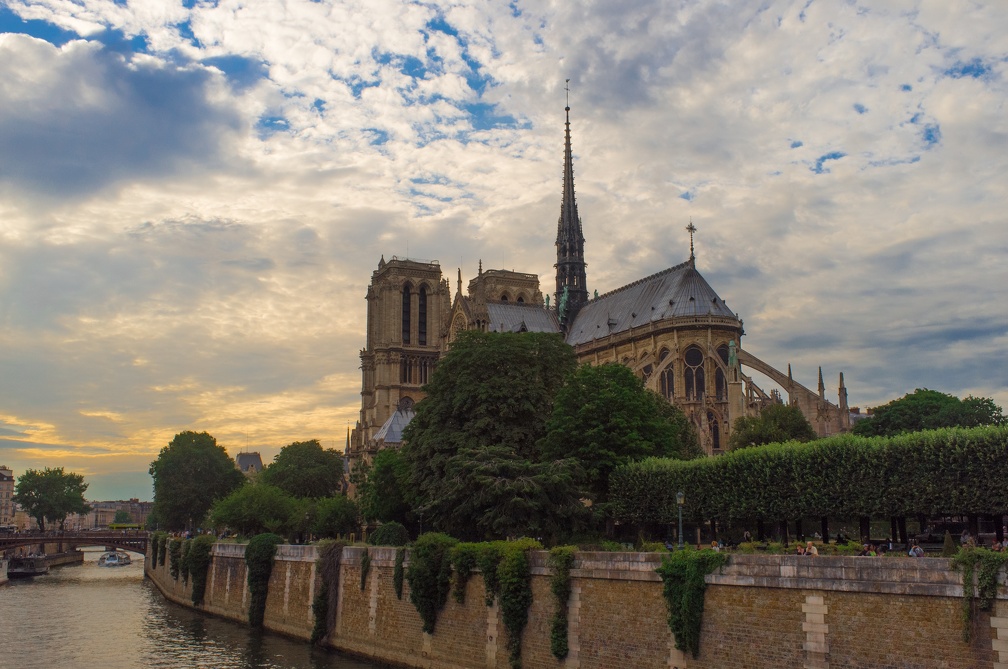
[373,407,415,445]
[565,261,740,346]
[557,105,583,248]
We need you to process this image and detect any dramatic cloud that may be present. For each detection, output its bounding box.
[0,0,1005,499]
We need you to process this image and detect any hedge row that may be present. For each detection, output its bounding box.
[610,426,1008,524]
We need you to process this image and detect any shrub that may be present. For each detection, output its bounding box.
[951,547,1008,641]
[406,532,458,634]
[245,533,283,628]
[941,530,958,557]
[368,521,410,546]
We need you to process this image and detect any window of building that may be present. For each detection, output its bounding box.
[715,344,729,401]
[659,348,674,399]
[418,285,428,345]
[402,282,412,345]
[708,411,721,451]
[684,345,704,401]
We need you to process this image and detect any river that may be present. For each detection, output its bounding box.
[0,547,382,669]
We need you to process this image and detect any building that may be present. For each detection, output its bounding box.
[0,465,14,528]
[349,105,850,465]
[235,451,264,477]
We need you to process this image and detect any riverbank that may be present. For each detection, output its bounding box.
[146,543,1008,669]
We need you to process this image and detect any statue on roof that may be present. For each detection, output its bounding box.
[558,286,569,319]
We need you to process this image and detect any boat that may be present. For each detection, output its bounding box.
[7,555,49,579]
[98,550,132,567]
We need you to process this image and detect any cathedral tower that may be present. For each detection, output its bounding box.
[555,103,588,328]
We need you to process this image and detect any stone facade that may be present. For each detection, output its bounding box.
[147,545,1007,669]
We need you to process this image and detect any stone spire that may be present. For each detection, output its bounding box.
[555,93,588,328]
[818,367,825,398]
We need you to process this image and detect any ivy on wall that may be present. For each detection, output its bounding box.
[406,533,458,634]
[656,549,728,658]
[187,535,216,606]
[547,546,577,660]
[168,538,182,580]
[952,547,1008,641]
[497,539,541,669]
[393,547,405,600]
[245,533,283,629]
[311,539,346,645]
[180,539,191,584]
[450,543,481,604]
[359,549,371,591]
[157,533,168,567]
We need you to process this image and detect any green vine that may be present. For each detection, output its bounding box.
[180,539,191,584]
[393,547,405,600]
[311,540,346,645]
[157,533,168,567]
[450,542,482,603]
[150,533,164,567]
[477,542,505,606]
[497,538,542,669]
[406,532,458,634]
[359,548,372,591]
[952,547,1008,641]
[187,535,215,606]
[656,548,728,658]
[168,538,182,579]
[245,533,283,629]
[547,546,577,660]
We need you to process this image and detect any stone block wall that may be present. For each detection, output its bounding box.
[146,545,1008,669]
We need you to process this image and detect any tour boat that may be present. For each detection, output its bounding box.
[98,551,132,567]
[7,555,49,578]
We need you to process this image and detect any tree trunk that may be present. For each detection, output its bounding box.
[996,518,1004,544]
[898,516,908,545]
[756,519,765,542]
[890,517,899,544]
[859,516,871,543]
[780,520,790,547]
[968,513,979,540]
[795,518,803,542]
[820,517,830,544]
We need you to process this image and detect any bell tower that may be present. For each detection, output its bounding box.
[554,89,589,329]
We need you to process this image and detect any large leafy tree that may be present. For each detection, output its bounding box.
[14,467,90,531]
[353,448,412,525]
[853,388,1006,437]
[540,363,702,504]
[149,431,245,531]
[728,402,817,450]
[402,330,582,540]
[208,483,294,537]
[259,439,345,498]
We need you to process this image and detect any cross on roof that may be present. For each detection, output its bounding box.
[686,220,697,260]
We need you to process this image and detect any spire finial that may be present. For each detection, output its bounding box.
[565,78,570,111]
[686,220,697,262]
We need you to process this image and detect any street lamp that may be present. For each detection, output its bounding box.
[677,491,685,550]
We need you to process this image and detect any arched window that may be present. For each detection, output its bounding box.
[708,411,721,451]
[402,282,412,345]
[418,285,428,345]
[500,294,509,302]
[516,296,525,304]
[684,345,704,401]
[715,344,729,400]
[658,349,674,399]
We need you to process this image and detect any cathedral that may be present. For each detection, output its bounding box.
[349,106,850,465]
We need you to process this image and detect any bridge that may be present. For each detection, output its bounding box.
[0,531,148,556]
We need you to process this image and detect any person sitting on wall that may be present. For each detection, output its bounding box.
[909,541,925,557]
[795,544,805,556]
[805,541,818,556]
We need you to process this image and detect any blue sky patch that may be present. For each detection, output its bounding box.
[463,102,518,131]
[944,58,991,79]
[425,15,458,38]
[255,115,290,138]
[901,83,912,91]
[679,191,694,201]
[0,5,79,46]
[853,103,867,114]
[365,128,390,145]
[811,151,846,174]
[94,28,149,56]
[790,140,803,149]
[203,55,268,90]
[922,124,941,147]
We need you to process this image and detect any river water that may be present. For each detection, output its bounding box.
[0,547,381,669]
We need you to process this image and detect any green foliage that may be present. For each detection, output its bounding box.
[157,532,168,566]
[406,532,458,634]
[952,547,1008,641]
[656,549,728,658]
[368,521,410,547]
[497,538,542,669]
[245,533,283,629]
[150,532,166,567]
[180,539,191,584]
[13,467,91,532]
[476,542,505,606]
[209,483,295,537]
[353,448,413,525]
[402,331,580,540]
[168,538,183,579]
[854,389,1006,437]
[312,495,359,539]
[450,543,482,604]
[393,547,406,600]
[259,439,346,499]
[611,426,1008,525]
[359,549,371,591]
[942,531,958,557]
[541,363,701,505]
[728,402,817,450]
[113,509,133,524]
[311,540,346,645]
[149,431,245,531]
[548,546,577,660]
[187,535,216,606]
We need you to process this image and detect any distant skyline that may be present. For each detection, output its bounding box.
[1,1,1006,501]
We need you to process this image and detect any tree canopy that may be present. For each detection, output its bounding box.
[113,509,133,524]
[728,402,817,450]
[149,431,245,530]
[853,388,1006,437]
[14,467,90,531]
[259,439,345,498]
[352,447,412,526]
[540,363,701,503]
[401,330,582,540]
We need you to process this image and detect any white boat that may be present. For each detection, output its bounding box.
[98,551,131,567]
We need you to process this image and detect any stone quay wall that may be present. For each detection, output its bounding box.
[145,546,1008,669]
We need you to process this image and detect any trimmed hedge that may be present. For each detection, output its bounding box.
[368,521,409,546]
[611,426,1008,525]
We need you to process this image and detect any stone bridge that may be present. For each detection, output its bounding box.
[0,531,148,556]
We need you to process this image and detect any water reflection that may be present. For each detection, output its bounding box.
[1,547,379,669]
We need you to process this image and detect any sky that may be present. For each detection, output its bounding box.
[0,0,1005,502]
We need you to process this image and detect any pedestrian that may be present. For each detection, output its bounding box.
[805,541,818,556]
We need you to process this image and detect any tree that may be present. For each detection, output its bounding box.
[853,388,1006,437]
[312,495,359,538]
[14,467,90,531]
[259,439,345,499]
[149,431,245,531]
[728,402,817,450]
[208,483,295,537]
[540,363,701,504]
[113,509,133,524]
[402,330,581,540]
[353,448,412,525]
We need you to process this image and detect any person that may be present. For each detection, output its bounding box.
[743,530,752,543]
[795,545,805,556]
[711,541,720,553]
[805,541,818,556]
[909,541,925,557]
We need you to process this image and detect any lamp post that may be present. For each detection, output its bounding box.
[677,491,685,550]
